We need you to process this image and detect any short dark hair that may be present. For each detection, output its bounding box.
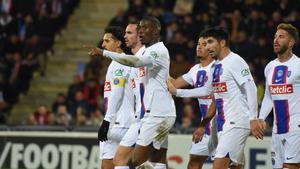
[104,26,126,51]
[200,27,230,46]
[277,23,298,42]
[141,16,161,31]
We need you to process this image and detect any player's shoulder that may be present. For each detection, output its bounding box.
[292,54,300,63]
[190,64,200,71]
[264,59,277,75]
[228,52,247,64]
[111,62,131,76]
[148,42,168,54]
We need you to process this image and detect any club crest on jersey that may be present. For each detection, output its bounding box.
[272,65,288,84]
[104,82,111,91]
[277,70,284,77]
[139,67,145,77]
[287,71,291,77]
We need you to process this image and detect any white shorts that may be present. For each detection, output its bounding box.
[190,134,210,156]
[99,126,128,159]
[215,127,250,164]
[136,116,175,150]
[120,121,142,147]
[271,131,300,168]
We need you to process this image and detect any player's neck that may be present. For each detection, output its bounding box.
[132,43,143,54]
[277,49,293,62]
[199,58,213,67]
[218,47,231,60]
[145,38,159,47]
[116,48,123,54]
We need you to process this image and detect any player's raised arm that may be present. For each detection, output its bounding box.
[84,45,152,68]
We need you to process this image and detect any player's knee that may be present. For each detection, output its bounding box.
[283,163,299,169]
[188,160,201,169]
[113,156,127,166]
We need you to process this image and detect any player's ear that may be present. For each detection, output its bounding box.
[288,39,295,48]
[220,39,226,48]
[116,40,122,48]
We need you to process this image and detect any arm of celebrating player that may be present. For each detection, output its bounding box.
[167,78,212,98]
[173,76,190,88]
[193,97,216,143]
[84,45,152,67]
[104,50,153,67]
[175,86,212,98]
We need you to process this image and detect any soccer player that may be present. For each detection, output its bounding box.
[86,16,176,168]
[98,26,135,169]
[173,27,258,169]
[167,36,217,169]
[255,23,300,169]
[112,23,145,168]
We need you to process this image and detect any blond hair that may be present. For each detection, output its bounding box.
[277,23,299,42]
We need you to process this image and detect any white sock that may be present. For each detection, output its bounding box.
[136,161,154,169]
[114,166,129,169]
[153,163,166,169]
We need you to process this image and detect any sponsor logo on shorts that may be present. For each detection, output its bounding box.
[269,84,293,94]
[212,82,227,93]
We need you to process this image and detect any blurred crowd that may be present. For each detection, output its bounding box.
[0,0,80,123]
[19,0,300,130]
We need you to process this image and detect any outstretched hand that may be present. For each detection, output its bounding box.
[83,44,103,57]
[167,80,177,95]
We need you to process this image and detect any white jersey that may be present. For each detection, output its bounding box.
[141,42,176,117]
[103,60,135,128]
[212,52,253,131]
[263,54,300,134]
[131,47,148,120]
[182,61,215,135]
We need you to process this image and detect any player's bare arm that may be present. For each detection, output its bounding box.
[193,96,216,143]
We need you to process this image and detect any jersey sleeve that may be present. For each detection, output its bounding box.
[103,50,152,67]
[182,65,196,86]
[258,63,273,120]
[230,56,254,86]
[176,70,213,98]
[103,65,130,123]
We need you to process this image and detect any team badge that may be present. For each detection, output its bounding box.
[241,68,250,77]
[150,51,159,60]
[113,77,126,87]
[277,70,284,77]
[114,78,120,85]
[115,69,124,76]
